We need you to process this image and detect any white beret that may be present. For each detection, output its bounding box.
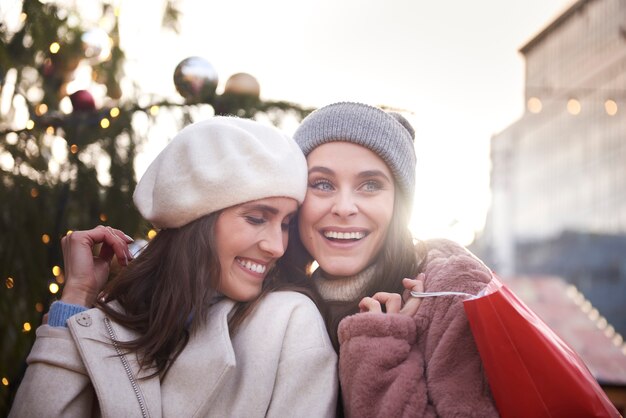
[133,116,307,229]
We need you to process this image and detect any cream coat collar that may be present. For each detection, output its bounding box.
[67,299,237,418]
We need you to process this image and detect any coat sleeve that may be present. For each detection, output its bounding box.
[266,297,339,418]
[338,312,437,418]
[337,239,499,418]
[417,239,499,417]
[9,325,95,418]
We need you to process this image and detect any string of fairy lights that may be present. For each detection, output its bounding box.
[526,95,621,115]
[523,55,625,116]
[566,285,626,357]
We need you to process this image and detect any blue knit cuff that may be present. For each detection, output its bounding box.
[48,301,89,328]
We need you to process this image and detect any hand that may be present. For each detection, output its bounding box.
[358,273,425,316]
[60,225,134,307]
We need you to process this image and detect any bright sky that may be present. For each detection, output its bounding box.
[117,0,576,245]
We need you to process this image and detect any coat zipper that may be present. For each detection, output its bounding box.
[104,317,150,418]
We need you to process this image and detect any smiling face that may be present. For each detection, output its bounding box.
[298,141,395,278]
[215,196,298,301]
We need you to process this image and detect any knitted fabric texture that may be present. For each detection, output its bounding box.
[48,301,88,327]
[312,264,376,303]
[134,116,307,229]
[293,102,416,203]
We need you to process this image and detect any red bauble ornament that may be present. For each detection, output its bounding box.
[42,59,55,78]
[69,90,96,112]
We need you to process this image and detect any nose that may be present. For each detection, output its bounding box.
[332,190,358,218]
[259,223,287,257]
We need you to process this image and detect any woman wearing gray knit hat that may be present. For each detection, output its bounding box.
[284,102,499,417]
[10,117,338,418]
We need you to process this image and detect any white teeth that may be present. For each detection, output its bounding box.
[323,231,365,240]
[237,258,266,274]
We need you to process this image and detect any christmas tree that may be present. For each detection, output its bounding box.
[0,0,310,412]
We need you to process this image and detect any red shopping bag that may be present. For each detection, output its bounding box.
[463,275,620,418]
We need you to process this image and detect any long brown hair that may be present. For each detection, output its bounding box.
[97,211,318,377]
[283,189,427,350]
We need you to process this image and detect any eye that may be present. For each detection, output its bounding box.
[245,216,266,225]
[281,216,296,231]
[360,180,383,192]
[310,179,334,192]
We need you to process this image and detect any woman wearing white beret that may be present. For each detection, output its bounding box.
[9,117,338,417]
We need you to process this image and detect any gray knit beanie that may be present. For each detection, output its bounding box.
[293,102,416,203]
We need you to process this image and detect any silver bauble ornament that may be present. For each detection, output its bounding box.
[81,28,111,63]
[173,57,218,103]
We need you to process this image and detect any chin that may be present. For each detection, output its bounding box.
[242,290,263,302]
[225,287,263,302]
[319,261,365,278]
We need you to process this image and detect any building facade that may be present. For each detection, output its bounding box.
[480,0,626,335]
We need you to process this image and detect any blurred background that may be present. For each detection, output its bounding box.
[1,0,625,414]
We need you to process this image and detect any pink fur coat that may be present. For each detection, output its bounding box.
[338,239,499,417]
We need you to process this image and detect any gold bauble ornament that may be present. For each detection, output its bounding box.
[224,72,260,98]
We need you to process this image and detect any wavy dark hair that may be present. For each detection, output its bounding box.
[97,212,319,378]
[282,188,427,350]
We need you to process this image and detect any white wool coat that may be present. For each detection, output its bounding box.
[9,291,338,418]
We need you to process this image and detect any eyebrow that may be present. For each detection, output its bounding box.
[241,203,297,218]
[357,170,393,183]
[308,166,333,175]
[242,204,279,215]
[308,166,392,183]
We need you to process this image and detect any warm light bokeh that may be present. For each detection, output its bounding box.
[567,98,582,115]
[605,99,618,116]
[48,283,60,294]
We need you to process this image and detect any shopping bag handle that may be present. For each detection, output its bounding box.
[410,274,504,299]
[410,290,477,299]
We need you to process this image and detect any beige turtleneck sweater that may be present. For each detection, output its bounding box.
[311,264,377,303]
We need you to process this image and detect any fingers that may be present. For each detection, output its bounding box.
[402,273,425,292]
[401,275,425,316]
[359,273,427,316]
[371,292,402,313]
[59,226,135,307]
[61,225,134,271]
[98,226,134,266]
[85,225,134,266]
[358,297,382,313]
[401,273,426,300]
[359,293,402,313]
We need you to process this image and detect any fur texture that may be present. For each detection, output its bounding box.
[338,239,499,418]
